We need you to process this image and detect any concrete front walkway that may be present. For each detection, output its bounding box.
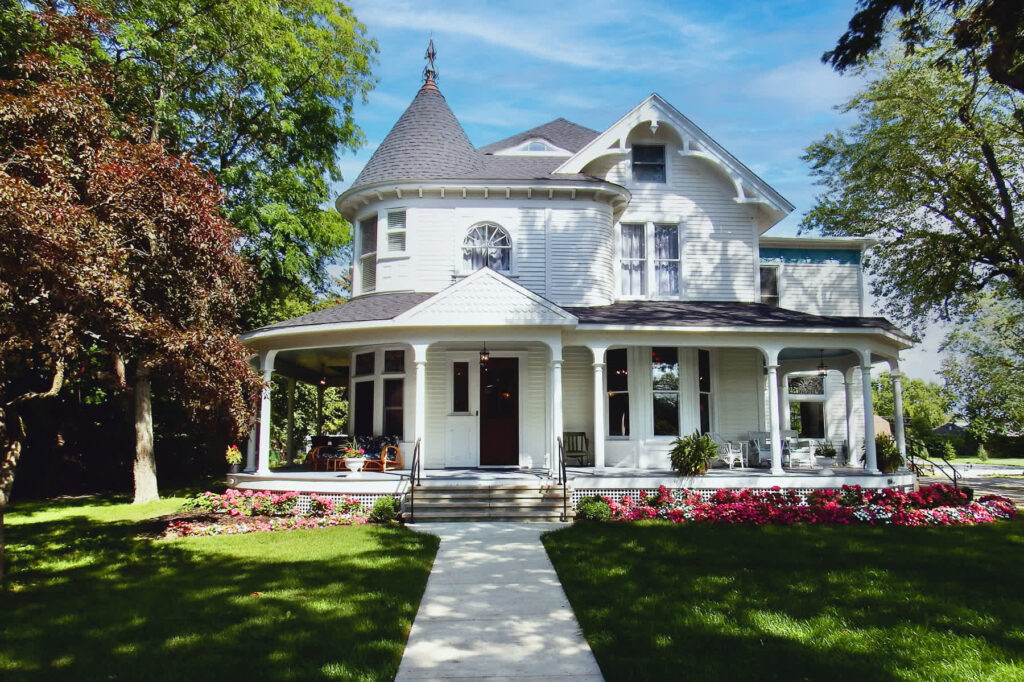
[396,523,604,681]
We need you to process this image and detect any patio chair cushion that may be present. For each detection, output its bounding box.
[354,435,401,458]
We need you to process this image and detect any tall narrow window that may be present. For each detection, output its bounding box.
[452,362,469,413]
[698,349,712,434]
[358,215,377,293]
[654,224,679,296]
[632,145,666,183]
[620,223,646,296]
[462,224,511,272]
[607,348,630,437]
[386,210,406,253]
[383,378,404,439]
[760,265,779,306]
[353,381,374,437]
[652,347,680,436]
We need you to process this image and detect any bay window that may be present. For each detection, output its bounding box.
[607,348,630,437]
[652,347,680,436]
[350,348,406,440]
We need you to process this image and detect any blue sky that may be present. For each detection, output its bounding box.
[335,0,946,380]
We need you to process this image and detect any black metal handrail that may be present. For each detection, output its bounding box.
[908,451,962,489]
[556,436,567,522]
[407,438,422,522]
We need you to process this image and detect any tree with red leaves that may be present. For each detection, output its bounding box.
[0,6,262,577]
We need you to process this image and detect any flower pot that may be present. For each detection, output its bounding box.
[345,457,366,477]
[229,463,241,474]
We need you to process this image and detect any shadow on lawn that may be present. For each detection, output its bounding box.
[544,522,1024,682]
[2,515,438,682]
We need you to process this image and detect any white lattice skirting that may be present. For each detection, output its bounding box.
[570,486,914,507]
[295,492,397,515]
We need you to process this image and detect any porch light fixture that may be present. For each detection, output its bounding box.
[319,364,327,386]
[480,344,490,364]
[817,350,827,376]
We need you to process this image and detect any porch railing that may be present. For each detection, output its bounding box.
[907,450,962,489]
[556,436,567,522]
[407,438,422,523]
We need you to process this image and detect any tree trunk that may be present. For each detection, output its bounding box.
[132,366,159,504]
[0,407,23,583]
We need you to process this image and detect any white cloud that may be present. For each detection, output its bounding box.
[747,58,862,113]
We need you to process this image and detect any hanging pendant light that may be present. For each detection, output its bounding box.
[817,349,827,376]
[480,343,490,364]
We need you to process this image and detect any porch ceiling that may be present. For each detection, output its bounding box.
[275,347,351,386]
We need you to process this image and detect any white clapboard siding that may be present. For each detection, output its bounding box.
[715,348,762,441]
[597,141,758,303]
[561,347,595,441]
[548,205,615,305]
[780,263,862,316]
[424,345,449,469]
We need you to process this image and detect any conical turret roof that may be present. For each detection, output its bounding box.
[351,77,484,189]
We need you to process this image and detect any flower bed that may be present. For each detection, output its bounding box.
[577,484,1017,527]
[167,491,368,537]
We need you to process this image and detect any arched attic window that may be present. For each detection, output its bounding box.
[462,223,512,273]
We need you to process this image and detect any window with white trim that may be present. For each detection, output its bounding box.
[351,348,406,440]
[651,347,680,436]
[760,265,779,306]
[620,222,681,297]
[607,348,630,437]
[462,223,512,273]
[698,349,712,434]
[620,223,646,296]
[358,215,377,293]
[386,210,406,253]
[632,144,666,183]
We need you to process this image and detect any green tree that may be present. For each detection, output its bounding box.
[98,0,377,325]
[803,41,1024,330]
[1,6,260,574]
[825,1,1024,98]
[940,295,1024,441]
[270,380,347,465]
[872,372,952,429]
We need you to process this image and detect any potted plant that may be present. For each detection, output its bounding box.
[669,431,718,476]
[341,443,366,476]
[225,444,242,473]
[874,433,904,473]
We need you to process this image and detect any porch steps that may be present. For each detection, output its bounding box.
[403,484,571,523]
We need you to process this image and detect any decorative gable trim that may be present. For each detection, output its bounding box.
[554,94,794,222]
[395,268,578,327]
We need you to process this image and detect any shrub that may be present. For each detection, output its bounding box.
[942,441,957,460]
[368,496,401,523]
[576,495,612,522]
[977,443,989,461]
[875,433,904,473]
[670,431,718,476]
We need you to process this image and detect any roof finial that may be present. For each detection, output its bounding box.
[423,37,438,83]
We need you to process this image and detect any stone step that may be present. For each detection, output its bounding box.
[405,509,572,523]
[416,485,565,493]
[413,500,568,510]
[413,492,567,502]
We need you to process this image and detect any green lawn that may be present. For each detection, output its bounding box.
[951,457,1024,467]
[1,495,438,681]
[543,521,1024,682]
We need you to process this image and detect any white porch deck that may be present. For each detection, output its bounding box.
[228,466,916,496]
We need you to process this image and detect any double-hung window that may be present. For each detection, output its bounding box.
[620,222,681,297]
[651,347,680,436]
[698,349,712,434]
[352,352,375,437]
[351,349,406,440]
[606,348,630,437]
[358,215,377,293]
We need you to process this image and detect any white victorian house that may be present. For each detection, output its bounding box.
[235,64,915,506]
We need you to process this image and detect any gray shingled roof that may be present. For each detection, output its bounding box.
[254,293,434,332]
[565,301,910,339]
[351,79,483,189]
[348,85,606,192]
[478,118,600,154]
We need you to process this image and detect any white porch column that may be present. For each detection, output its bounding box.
[552,358,564,472]
[590,346,607,471]
[257,351,277,476]
[843,376,856,467]
[765,350,784,475]
[285,377,296,465]
[412,343,429,480]
[860,351,879,474]
[891,368,907,460]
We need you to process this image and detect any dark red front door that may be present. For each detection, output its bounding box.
[479,357,518,465]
